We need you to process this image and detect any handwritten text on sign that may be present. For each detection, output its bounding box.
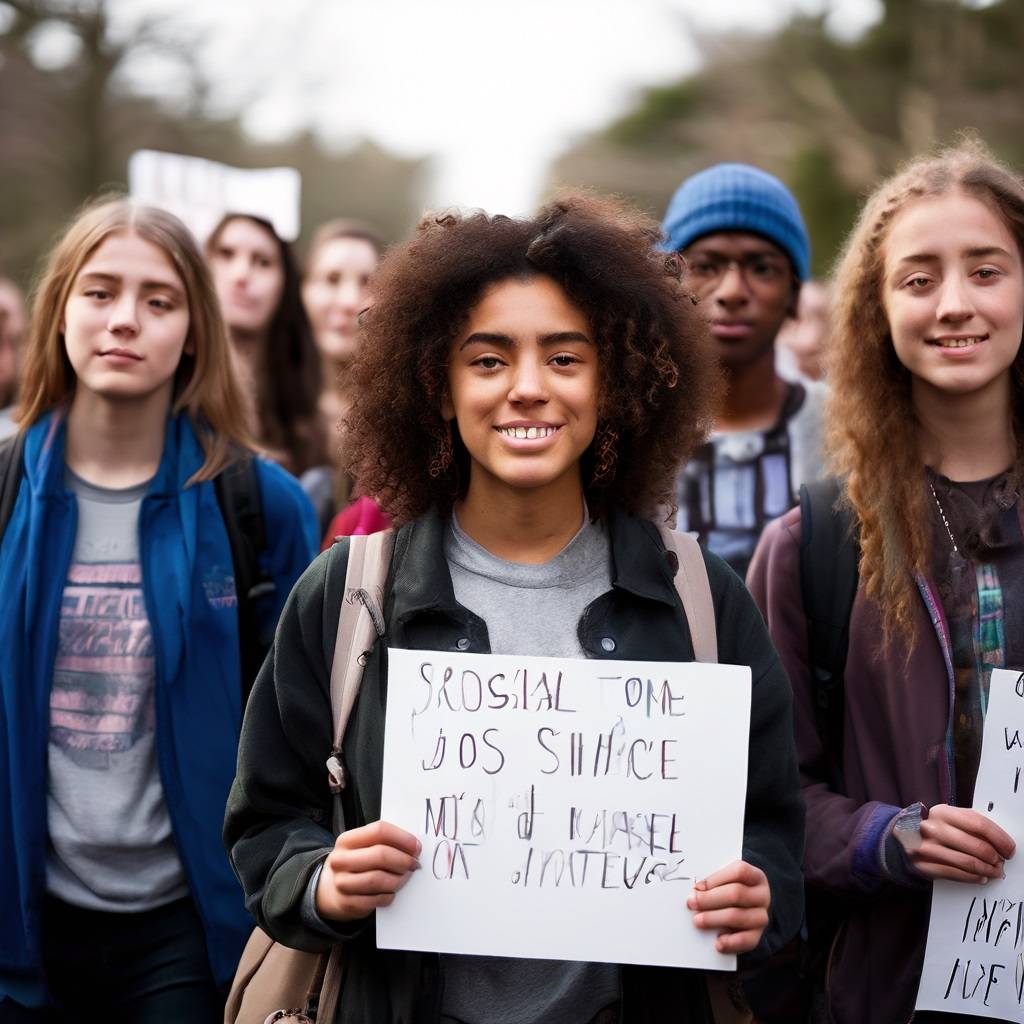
[376,650,752,969]
[917,668,1024,1021]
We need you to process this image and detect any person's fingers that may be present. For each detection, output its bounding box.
[928,806,1015,859]
[919,819,1004,868]
[336,820,421,856]
[692,907,769,933]
[328,843,420,877]
[714,928,763,954]
[332,868,414,896]
[687,882,768,913]
[332,892,398,917]
[316,871,401,921]
[912,857,1001,885]
[911,837,1004,879]
[695,860,765,892]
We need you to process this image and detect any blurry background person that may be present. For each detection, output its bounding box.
[661,163,825,578]
[0,276,27,438]
[775,279,831,384]
[206,213,328,481]
[301,219,388,539]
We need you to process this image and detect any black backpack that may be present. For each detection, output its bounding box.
[799,476,860,794]
[0,432,274,707]
[743,477,860,1023]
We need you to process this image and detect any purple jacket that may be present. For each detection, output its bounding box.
[749,506,957,1024]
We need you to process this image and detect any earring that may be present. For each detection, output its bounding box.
[591,424,619,487]
[429,420,454,478]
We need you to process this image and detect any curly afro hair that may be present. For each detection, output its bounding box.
[342,192,721,524]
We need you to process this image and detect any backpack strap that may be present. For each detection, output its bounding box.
[657,525,717,664]
[317,531,394,1020]
[659,525,754,1024]
[324,529,396,797]
[798,478,859,795]
[214,454,275,707]
[0,431,25,543]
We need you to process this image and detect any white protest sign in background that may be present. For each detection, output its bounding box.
[128,149,301,244]
[917,668,1024,1021]
[377,649,751,970]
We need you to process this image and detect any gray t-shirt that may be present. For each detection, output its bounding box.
[46,469,188,911]
[439,511,620,1024]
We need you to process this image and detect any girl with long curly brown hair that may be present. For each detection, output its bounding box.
[749,139,1024,1023]
[225,193,804,1024]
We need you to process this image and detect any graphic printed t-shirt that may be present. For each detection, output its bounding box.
[46,469,188,911]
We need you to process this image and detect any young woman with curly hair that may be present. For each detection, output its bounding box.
[206,213,327,478]
[749,139,1024,1023]
[0,197,318,1021]
[225,194,804,1024]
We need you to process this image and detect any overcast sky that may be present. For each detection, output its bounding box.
[101,0,884,216]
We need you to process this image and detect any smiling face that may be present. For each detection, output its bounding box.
[303,236,379,364]
[883,191,1024,404]
[207,216,285,335]
[684,232,796,370]
[62,231,191,407]
[443,275,599,503]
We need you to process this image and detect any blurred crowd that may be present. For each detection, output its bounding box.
[0,201,834,549]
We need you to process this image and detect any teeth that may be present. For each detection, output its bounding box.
[497,426,556,439]
[935,337,983,348]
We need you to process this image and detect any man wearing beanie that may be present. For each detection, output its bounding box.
[661,162,825,578]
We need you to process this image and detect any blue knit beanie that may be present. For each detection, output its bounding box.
[660,163,811,281]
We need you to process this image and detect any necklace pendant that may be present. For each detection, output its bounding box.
[948,548,970,589]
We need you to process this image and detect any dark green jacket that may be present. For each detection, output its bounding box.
[224,508,804,1023]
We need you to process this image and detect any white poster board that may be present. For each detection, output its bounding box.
[127,149,301,243]
[377,649,752,970]
[917,668,1024,1021]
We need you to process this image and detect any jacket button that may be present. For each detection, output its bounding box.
[456,637,470,651]
[600,637,616,653]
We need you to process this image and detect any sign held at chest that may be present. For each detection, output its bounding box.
[377,649,752,970]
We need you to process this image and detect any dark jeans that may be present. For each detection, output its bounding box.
[1,894,223,1023]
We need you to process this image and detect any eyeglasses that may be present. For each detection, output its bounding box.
[684,253,792,292]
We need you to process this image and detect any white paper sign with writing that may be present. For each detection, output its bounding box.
[127,149,301,243]
[376,649,752,970]
[917,668,1024,1021]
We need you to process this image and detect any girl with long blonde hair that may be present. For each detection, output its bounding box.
[0,196,317,1020]
[750,139,1024,1023]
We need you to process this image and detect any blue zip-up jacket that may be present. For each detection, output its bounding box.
[0,411,318,1008]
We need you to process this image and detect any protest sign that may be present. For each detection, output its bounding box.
[376,649,751,970]
[127,149,301,243]
[917,668,1024,1021]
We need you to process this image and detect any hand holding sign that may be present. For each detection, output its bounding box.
[916,669,1024,1021]
[316,821,422,921]
[910,805,1014,885]
[377,649,752,970]
[688,860,771,954]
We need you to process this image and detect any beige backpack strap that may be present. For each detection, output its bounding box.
[316,946,344,1024]
[324,529,395,793]
[657,525,717,664]
[658,526,752,1024]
